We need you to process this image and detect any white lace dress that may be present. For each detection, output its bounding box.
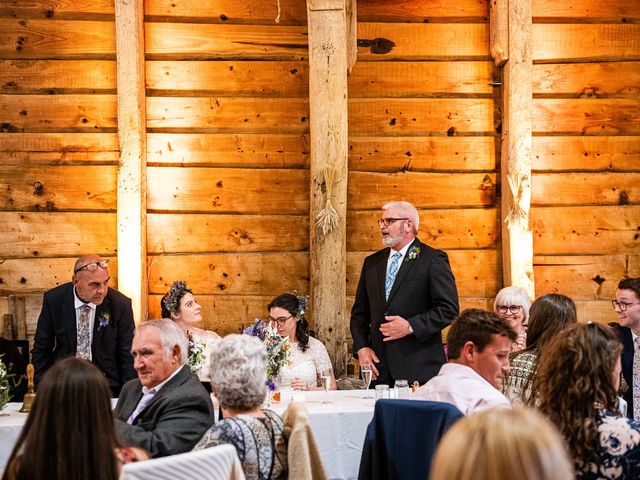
[187,327,222,382]
[275,336,332,388]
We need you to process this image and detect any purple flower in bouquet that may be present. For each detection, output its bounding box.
[243,319,291,385]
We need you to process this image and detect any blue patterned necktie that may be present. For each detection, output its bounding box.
[385,251,402,300]
[634,337,640,420]
[76,304,91,360]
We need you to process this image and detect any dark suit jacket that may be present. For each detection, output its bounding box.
[32,282,136,396]
[613,323,634,418]
[350,238,459,385]
[114,365,215,458]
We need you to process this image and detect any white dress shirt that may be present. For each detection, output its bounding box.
[412,362,511,415]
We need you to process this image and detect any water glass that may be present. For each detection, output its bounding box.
[394,379,410,399]
[375,384,390,400]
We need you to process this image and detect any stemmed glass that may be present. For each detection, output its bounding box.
[361,364,373,399]
[319,361,333,404]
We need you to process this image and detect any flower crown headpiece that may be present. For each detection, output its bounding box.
[295,293,309,318]
[162,280,189,314]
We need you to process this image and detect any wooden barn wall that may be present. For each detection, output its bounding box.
[529,0,640,325]
[0,0,638,343]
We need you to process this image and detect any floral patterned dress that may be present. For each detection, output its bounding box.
[575,409,640,479]
[187,327,221,382]
[193,410,287,480]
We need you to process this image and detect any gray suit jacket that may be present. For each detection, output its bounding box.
[114,365,214,457]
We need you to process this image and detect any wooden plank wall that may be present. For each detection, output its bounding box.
[1,0,638,341]
[0,1,120,339]
[530,0,640,324]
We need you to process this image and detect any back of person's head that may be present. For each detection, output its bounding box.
[136,318,188,365]
[618,277,640,299]
[493,286,532,323]
[524,294,577,351]
[535,323,621,465]
[3,358,119,480]
[430,407,573,480]
[209,334,268,411]
[446,309,517,360]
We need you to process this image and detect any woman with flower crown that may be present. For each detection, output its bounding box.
[161,280,221,382]
[267,293,337,391]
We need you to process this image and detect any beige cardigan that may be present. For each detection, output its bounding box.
[282,402,328,480]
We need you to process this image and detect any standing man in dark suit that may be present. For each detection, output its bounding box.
[613,277,640,420]
[114,319,214,457]
[350,201,459,386]
[32,254,136,396]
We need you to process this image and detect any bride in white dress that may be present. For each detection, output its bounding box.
[161,280,221,382]
[268,293,337,391]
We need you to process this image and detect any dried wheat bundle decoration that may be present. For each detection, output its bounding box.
[505,171,529,226]
[275,0,281,23]
[315,165,340,237]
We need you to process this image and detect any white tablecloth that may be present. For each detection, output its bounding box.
[0,390,375,480]
[0,403,28,470]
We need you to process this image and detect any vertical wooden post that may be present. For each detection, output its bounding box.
[307,0,350,377]
[495,0,535,298]
[115,0,148,323]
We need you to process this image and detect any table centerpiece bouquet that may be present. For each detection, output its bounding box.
[242,319,292,391]
[0,354,16,415]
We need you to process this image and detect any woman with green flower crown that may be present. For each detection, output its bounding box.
[161,280,221,382]
[268,293,337,391]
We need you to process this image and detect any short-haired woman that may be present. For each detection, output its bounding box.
[493,286,531,353]
[193,334,287,480]
[161,279,221,381]
[536,323,640,479]
[268,293,336,391]
[430,407,573,480]
[2,358,147,480]
[503,293,576,405]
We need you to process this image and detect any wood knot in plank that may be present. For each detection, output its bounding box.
[357,38,395,55]
[592,275,606,285]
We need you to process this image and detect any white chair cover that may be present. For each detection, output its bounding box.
[119,444,245,480]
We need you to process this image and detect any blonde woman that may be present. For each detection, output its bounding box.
[430,407,573,480]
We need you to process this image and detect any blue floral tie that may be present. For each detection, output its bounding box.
[76,304,91,360]
[385,252,402,301]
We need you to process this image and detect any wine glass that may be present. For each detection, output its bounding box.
[361,364,373,398]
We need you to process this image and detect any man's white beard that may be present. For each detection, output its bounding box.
[382,232,403,247]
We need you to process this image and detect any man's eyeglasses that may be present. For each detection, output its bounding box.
[612,300,640,312]
[74,260,109,274]
[496,305,523,315]
[267,315,293,326]
[378,217,409,228]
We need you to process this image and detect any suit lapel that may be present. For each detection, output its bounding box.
[137,365,187,417]
[93,296,110,348]
[386,239,421,304]
[377,248,390,303]
[62,290,78,351]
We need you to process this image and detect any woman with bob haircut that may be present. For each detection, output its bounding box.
[194,334,287,480]
[536,323,640,479]
[2,357,146,480]
[503,293,577,405]
[430,407,573,480]
[267,293,336,391]
[493,285,531,353]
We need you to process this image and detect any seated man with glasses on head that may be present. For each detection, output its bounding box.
[611,277,640,420]
[32,254,136,396]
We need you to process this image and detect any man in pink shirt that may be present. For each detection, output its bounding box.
[413,309,516,415]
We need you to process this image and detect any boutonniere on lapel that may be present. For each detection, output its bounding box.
[406,246,421,261]
[97,311,111,331]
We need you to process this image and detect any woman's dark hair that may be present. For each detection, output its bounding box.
[268,293,310,352]
[161,279,192,318]
[535,323,621,467]
[2,358,120,480]
[523,294,577,352]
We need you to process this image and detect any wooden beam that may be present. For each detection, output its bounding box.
[489,0,508,66]
[307,0,349,377]
[115,0,147,324]
[346,0,357,75]
[499,0,534,298]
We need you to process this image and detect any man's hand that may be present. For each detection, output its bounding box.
[380,315,412,341]
[357,347,380,380]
